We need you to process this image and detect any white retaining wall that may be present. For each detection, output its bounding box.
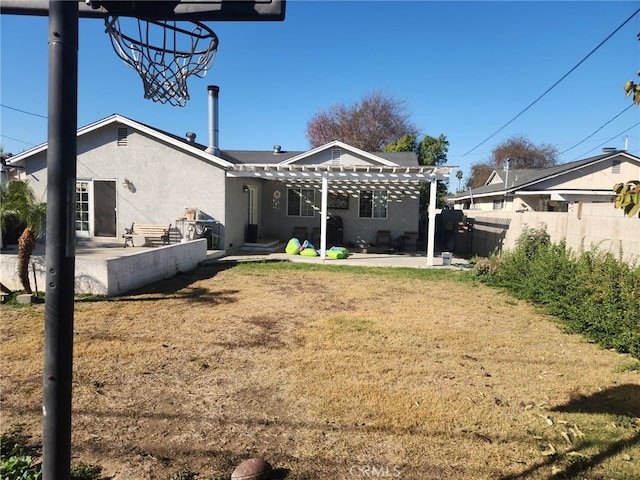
[0,239,208,296]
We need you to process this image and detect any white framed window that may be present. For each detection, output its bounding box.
[493,199,504,210]
[75,181,90,234]
[359,190,388,219]
[287,188,316,216]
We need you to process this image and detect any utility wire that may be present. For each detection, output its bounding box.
[575,121,640,160]
[0,103,47,119]
[462,7,640,157]
[560,104,634,155]
[0,134,37,146]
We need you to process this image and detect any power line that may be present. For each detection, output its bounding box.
[575,121,640,160]
[462,7,640,157]
[560,104,634,155]
[0,134,38,146]
[0,103,47,119]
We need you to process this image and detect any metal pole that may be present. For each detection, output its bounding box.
[42,1,78,479]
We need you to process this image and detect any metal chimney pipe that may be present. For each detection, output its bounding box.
[205,85,219,155]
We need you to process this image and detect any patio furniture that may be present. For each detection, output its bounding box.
[123,223,171,247]
[122,223,135,247]
[311,227,321,246]
[403,231,418,252]
[292,226,308,241]
[376,230,392,248]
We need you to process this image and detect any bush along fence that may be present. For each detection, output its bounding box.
[472,225,640,359]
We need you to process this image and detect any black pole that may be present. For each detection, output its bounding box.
[42,1,78,479]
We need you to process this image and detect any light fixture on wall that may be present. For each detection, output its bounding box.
[123,178,131,189]
[243,185,249,192]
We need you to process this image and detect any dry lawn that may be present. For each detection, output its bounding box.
[1,262,639,480]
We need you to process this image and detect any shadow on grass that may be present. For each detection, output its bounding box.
[499,384,640,480]
[75,262,238,304]
[551,383,640,417]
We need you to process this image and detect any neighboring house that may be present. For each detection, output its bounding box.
[7,104,455,260]
[450,150,640,213]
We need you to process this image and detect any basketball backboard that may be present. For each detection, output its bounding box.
[0,0,286,21]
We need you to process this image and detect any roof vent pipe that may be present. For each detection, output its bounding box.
[186,132,196,143]
[205,85,219,156]
[273,145,281,154]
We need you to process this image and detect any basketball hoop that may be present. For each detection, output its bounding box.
[104,15,218,106]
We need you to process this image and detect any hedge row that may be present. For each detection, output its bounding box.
[473,225,640,359]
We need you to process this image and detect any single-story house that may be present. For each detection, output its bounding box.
[6,86,456,264]
[449,150,640,213]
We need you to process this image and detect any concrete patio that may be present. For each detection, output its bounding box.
[1,238,469,297]
[216,249,468,269]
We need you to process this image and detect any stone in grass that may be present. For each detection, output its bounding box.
[231,458,272,480]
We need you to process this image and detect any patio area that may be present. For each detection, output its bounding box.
[217,248,468,269]
[1,238,469,297]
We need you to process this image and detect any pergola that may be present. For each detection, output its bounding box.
[228,163,457,266]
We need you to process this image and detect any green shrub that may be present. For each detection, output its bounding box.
[474,225,640,358]
[0,455,41,480]
[1,425,103,480]
[0,425,40,459]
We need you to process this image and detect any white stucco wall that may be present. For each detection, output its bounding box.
[533,156,635,190]
[19,122,228,246]
[224,178,261,250]
[463,204,639,263]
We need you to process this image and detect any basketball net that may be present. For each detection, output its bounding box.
[105,16,218,107]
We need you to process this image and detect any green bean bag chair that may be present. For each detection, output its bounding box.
[285,238,301,255]
[327,246,349,259]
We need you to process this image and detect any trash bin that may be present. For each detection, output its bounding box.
[442,252,451,266]
[247,224,258,243]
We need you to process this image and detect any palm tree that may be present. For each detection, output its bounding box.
[0,179,47,294]
[455,170,463,192]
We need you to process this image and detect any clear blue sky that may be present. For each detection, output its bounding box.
[1,1,639,188]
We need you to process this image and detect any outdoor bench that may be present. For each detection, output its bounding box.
[123,223,171,247]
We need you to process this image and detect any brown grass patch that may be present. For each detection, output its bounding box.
[1,263,639,479]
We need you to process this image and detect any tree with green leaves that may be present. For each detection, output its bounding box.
[624,76,640,106]
[419,134,449,208]
[614,181,640,218]
[384,133,450,208]
[0,180,47,293]
[624,33,640,106]
[618,34,640,217]
[383,133,417,153]
[455,170,463,192]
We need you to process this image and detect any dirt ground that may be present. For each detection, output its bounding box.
[1,262,639,480]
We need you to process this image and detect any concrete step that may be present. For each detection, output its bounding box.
[240,239,283,253]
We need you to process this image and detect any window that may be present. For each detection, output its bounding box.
[287,188,315,216]
[359,190,388,219]
[492,199,504,210]
[75,181,90,232]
